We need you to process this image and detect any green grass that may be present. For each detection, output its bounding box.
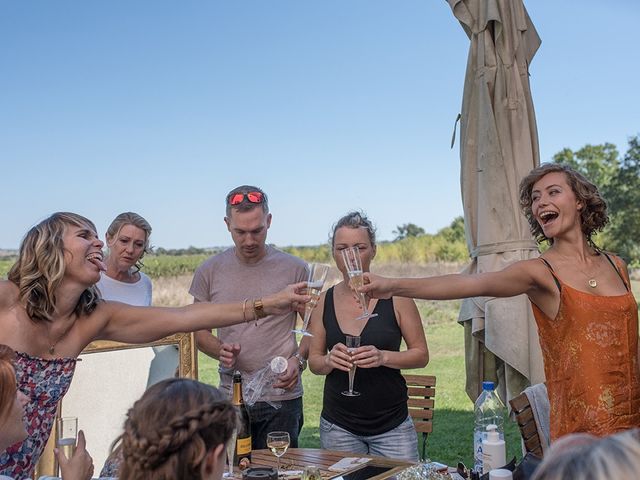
[197,321,521,467]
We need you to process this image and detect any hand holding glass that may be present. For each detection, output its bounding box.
[341,335,361,397]
[56,416,77,459]
[341,247,377,320]
[292,263,330,336]
[266,431,290,478]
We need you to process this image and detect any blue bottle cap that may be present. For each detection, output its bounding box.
[482,381,495,390]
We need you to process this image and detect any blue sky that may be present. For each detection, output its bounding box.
[1,1,638,249]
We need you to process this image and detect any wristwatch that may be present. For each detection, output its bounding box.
[292,352,308,372]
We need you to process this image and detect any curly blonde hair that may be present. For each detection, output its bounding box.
[519,163,609,246]
[119,378,237,480]
[7,212,101,323]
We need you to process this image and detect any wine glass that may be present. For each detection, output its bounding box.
[266,431,290,478]
[292,263,330,336]
[341,335,361,397]
[341,246,378,320]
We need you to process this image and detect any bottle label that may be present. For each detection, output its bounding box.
[473,430,486,471]
[237,436,252,455]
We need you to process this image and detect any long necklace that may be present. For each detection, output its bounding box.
[574,256,600,288]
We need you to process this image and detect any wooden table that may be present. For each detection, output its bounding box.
[250,448,414,479]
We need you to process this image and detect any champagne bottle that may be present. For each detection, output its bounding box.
[232,371,252,466]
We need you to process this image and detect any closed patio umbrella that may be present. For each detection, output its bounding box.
[447,0,545,402]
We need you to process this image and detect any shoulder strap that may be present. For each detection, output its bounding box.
[601,252,630,291]
[539,258,561,293]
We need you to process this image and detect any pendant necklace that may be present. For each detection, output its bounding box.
[47,320,75,355]
[576,257,600,288]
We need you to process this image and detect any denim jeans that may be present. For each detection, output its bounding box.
[248,397,304,449]
[319,415,419,462]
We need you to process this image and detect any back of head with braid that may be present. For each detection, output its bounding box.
[119,378,238,480]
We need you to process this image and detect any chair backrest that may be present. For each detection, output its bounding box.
[402,373,436,460]
[33,333,197,479]
[509,391,544,458]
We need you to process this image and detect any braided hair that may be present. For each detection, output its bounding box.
[119,378,237,480]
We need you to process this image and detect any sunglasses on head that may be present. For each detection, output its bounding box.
[227,191,264,206]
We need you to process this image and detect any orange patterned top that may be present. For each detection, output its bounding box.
[531,256,640,441]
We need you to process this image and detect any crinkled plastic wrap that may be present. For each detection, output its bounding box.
[243,356,288,409]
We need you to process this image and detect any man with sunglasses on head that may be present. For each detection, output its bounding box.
[189,185,309,449]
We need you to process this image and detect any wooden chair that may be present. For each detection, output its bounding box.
[403,373,436,461]
[509,391,544,458]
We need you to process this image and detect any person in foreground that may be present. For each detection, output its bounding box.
[531,429,640,480]
[190,186,309,448]
[0,345,93,480]
[360,163,640,441]
[0,212,308,480]
[308,212,428,461]
[118,378,236,480]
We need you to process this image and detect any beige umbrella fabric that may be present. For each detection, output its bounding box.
[447,0,545,402]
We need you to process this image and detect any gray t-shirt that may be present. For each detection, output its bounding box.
[189,245,307,400]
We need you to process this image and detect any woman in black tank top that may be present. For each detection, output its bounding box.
[307,212,428,461]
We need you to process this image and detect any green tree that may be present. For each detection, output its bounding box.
[605,136,640,265]
[393,223,426,241]
[437,216,466,244]
[553,135,640,266]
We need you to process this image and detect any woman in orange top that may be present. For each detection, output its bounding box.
[361,163,640,440]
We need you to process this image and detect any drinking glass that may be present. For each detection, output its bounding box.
[292,263,330,336]
[56,416,77,459]
[224,429,237,477]
[266,431,290,478]
[340,247,377,320]
[341,335,361,397]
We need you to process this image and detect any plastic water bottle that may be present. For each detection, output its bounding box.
[473,381,505,473]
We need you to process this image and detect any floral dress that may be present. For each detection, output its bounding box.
[0,352,76,480]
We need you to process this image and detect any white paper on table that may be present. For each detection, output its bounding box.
[328,457,371,472]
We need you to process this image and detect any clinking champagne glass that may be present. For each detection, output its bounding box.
[341,246,378,320]
[341,335,361,397]
[292,263,330,337]
[56,416,77,460]
[266,431,290,478]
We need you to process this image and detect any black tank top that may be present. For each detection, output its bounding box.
[321,287,408,436]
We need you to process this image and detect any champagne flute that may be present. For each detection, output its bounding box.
[266,431,290,478]
[224,429,237,477]
[341,335,361,397]
[341,246,377,320]
[292,263,330,336]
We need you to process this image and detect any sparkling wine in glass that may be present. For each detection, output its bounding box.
[292,263,330,337]
[341,247,377,320]
[266,431,290,478]
[341,335,361,397]
[56,416,77,459]
[224,429,237,477]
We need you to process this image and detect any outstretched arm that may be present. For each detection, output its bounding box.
[352,296,428,370]
[97,282,308,344]
[361,260,540,301]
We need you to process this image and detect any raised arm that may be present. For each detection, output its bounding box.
[97,282,308,344]
[361,259,542,301]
